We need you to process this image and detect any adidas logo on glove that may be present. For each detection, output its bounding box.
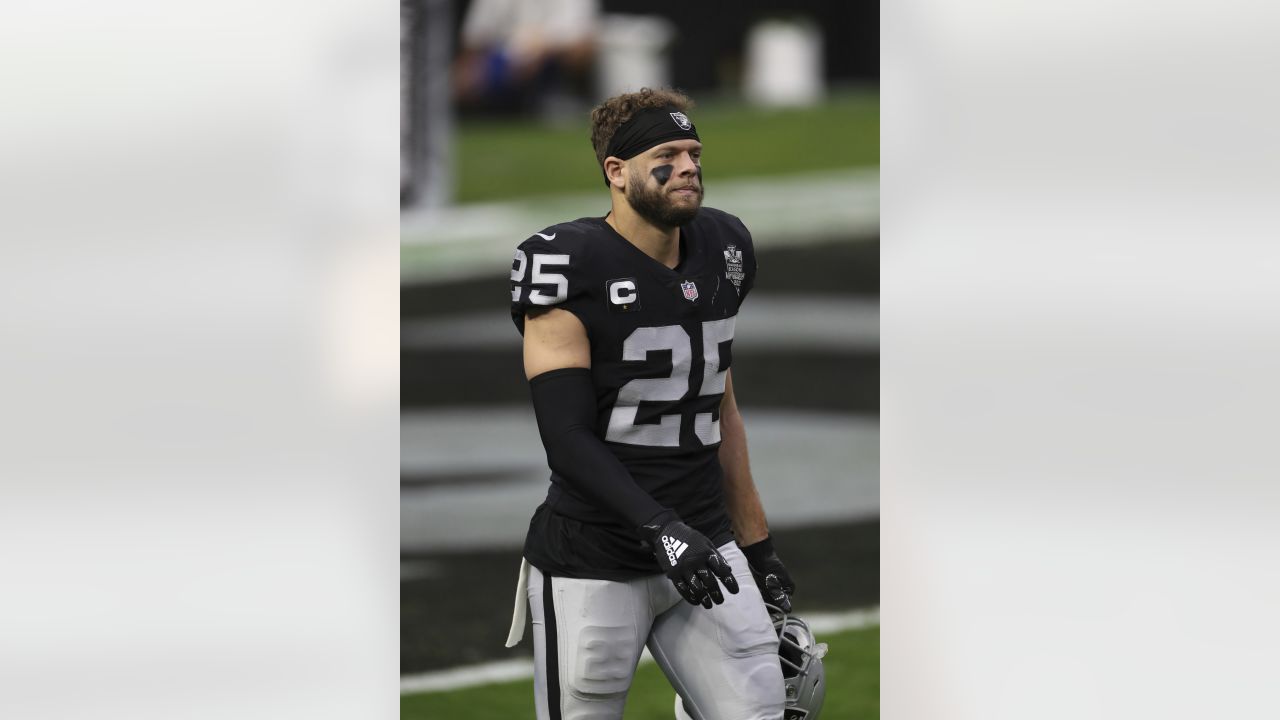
[662,535,688,565]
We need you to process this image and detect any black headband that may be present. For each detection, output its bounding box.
[602,106,700,184]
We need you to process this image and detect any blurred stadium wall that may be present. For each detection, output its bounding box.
[401,0,879,676]
[402,0,878,208]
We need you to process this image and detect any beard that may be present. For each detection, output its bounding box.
[626,167,704,229]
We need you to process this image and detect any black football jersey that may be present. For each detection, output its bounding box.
[510,207,758,579]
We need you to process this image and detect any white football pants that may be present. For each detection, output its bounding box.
[527,542,785,720]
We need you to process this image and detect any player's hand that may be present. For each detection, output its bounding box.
[640,511,740,608]
[741,536,794,613]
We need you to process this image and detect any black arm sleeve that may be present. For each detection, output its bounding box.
[529,367,668,530]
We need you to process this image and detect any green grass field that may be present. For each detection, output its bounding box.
[454,90,880,204]
[401,624,878,719]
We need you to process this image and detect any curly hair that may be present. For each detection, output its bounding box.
[589,88,695,168]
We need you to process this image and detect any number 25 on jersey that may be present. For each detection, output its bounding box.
[513,250,735,449]
[606,318,735,448]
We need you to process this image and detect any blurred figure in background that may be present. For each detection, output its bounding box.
[454,0,599,118]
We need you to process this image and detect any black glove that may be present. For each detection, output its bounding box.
[640,511,740,608]
[741,535,794,613]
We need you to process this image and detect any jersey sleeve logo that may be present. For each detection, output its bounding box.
[534,232,557,241]
[723,245,745,294]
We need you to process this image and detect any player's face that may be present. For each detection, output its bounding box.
[626,140,704,229]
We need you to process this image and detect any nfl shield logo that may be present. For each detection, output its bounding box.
[681,280,699,301]
[670,112,692,130]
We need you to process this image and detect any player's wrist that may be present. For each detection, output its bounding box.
[638,509,681,542]
[740,535,776,567]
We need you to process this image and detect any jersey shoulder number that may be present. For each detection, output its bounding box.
[509,221,601,334]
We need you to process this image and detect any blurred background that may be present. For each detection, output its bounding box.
[11,1,1273,719]
[400,0,879,714]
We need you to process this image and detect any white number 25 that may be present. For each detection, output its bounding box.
[606,318,735,447]
[511,250,569,305]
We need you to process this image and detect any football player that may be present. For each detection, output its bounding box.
[505,88,796,720]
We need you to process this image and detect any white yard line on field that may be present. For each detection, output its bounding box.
[400,659,537,695]
[400,606,879,695]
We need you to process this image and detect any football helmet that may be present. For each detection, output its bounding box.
[769,602,828,720]
[672,604,829,720]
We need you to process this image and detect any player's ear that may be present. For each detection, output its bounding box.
[603,156,627,191]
